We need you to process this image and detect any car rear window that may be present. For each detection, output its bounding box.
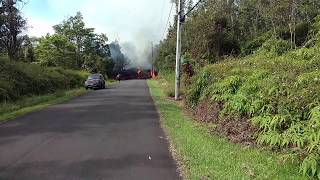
[88,75,101,79]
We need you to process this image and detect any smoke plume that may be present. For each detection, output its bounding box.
[110,27,157,70]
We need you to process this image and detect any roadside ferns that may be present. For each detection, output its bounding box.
[186,44,320,177]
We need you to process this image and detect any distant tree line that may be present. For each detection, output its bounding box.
[0,0,129,77]
[156,0,320,71]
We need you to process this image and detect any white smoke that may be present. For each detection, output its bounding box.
[119,27,157,69]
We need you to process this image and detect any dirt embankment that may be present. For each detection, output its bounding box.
[193,100,258,145]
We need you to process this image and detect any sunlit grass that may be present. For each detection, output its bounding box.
[0,88,87,123]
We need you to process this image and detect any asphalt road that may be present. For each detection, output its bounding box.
[0,80,180,180]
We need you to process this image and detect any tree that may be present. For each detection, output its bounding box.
[36,34,77,68]
[239,0,263,36]
[84,33,111,58]
[52,12,113,75]
[83,33,113,76]
[0,0,4,50]
[22,36,35,62]
[298,0,320,23]
[156,0,320,72]
[53,12,94,68]
[0,0,26,61]
[82,53,113,75]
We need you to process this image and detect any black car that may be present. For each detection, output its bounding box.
[85,74,106,90]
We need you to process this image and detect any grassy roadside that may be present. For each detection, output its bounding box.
[148,80,306,180]
[0,88,87,123]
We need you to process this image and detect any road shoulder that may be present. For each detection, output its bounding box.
[0,88,87,123]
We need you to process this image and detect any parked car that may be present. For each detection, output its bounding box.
[85,74,106,90]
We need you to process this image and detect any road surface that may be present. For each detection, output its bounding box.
[0,80,180,180]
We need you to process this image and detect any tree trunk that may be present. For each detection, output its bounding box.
[7,33,19,61]
[76,37,82,68]
[271,19,276,35]
[254,14,259,35]
[289,24,293,49]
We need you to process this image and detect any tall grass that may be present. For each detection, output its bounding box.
[0,59,89,103]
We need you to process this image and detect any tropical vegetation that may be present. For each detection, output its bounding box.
[0,0,123,105]
[155,0,320,177]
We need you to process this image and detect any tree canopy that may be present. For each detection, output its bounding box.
[0,0,26,61]
[0,7,115,76]
[32,12,114,76]
[155,0,320,72]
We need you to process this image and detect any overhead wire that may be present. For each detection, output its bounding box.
[184,0,203,16]
[161,0,203,40]
[157,0,167,33]
[161,2,174,40]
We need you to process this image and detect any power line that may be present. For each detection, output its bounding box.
[157,0,167,32]
[184,0,203,17]
[162,3,174,40]
[162,2,174,40]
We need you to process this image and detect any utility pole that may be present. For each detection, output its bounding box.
[151,42,154,60]
[175,0,183,100]
[151,42,155,78]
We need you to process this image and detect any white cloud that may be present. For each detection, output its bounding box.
[26,17,55,37]
[24,0,174,42]
[78,0,174,42]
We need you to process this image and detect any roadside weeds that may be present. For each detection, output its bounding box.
[147,79,305,180]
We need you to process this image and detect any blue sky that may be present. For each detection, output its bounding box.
[23,0,175,43]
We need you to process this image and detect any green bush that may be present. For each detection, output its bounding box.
[0,59,88,102]
[186,46,320,177]
[242,32,272,56]
[259,38,292,56]
[164,85,175,98]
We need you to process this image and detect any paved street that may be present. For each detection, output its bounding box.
[0,80,179,180]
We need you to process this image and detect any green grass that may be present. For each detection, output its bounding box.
[107,79,118,85]
[157,72,187,98]
[148,80,305,180]
[0,88,87,123]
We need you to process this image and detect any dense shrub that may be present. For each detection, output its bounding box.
[186,46,320,177]
[0,59,88,102]
[241,32,272,56]
[259,38,292,56]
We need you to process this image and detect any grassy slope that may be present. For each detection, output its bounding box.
[0,60,89,102]
[0,88,86,123]
[148,80,305,180]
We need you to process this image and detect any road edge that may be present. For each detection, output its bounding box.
[146,80,185,179]
[0,88,88,124]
